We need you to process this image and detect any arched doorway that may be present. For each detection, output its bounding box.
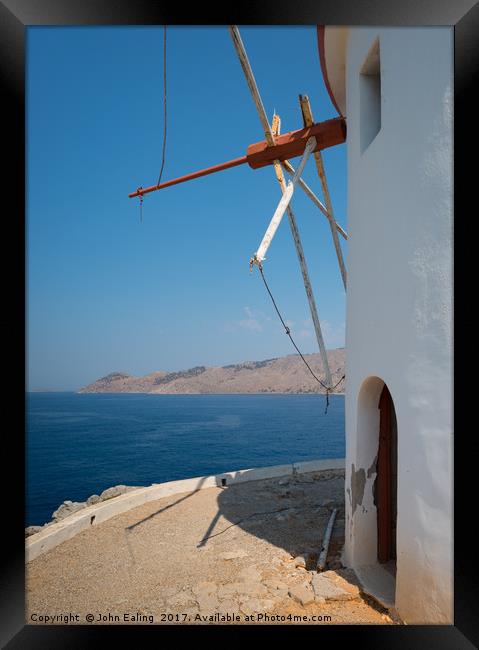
[376,384,397,570]
[347,376,399,573]
[346,377,398,609]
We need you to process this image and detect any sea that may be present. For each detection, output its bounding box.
[26,392,345,527]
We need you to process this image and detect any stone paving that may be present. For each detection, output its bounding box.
[26,469,398,625]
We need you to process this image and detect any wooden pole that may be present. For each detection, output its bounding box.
[317,508,338,572]
[299,95,347,291]
[271,118,333,390]
[229,24,333,389]
[228,26,275,146]
[281,160,348,240]
[129,155,248,198]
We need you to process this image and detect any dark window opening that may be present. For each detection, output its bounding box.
[360,38,381,152]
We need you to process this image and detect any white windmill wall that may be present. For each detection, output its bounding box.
[342,27,453,624]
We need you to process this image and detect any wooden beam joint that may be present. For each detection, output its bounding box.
[246,117,346,169]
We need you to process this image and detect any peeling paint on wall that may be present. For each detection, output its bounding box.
[350,463,366,515]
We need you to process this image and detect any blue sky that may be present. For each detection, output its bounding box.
[27,26,347,391]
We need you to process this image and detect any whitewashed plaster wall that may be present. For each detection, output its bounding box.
[342,27,453,624]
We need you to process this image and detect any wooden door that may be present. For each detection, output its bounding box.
[377,384,397,563]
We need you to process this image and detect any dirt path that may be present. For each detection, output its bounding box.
[26,469,398,625]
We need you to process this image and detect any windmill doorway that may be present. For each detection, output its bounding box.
[376,384,397,575]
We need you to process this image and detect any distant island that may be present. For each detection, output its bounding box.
[78,349,345,395]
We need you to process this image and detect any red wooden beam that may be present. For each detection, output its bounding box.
[246,117,345,169]
[129,117,346,198]
[129,156,247,199]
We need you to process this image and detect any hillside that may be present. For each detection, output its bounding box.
[78,349,345,395]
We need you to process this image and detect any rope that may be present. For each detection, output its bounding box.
[157,25,168,187]
[257,262,345,414]
[138,26,168,222]
[137,188,143,223]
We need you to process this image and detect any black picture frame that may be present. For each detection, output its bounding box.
[3,0,477,646]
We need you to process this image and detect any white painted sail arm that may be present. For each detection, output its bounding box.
[282,161,348,240]
[228,26,275,145]
[254,136,316,263]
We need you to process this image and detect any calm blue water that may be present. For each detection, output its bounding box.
[26,393,345,526]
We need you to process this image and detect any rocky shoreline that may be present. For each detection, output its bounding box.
[25,484,141,537]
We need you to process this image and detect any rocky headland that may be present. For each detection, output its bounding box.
[78,349,346,395]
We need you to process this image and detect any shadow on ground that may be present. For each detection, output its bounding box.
[206,469,346,561]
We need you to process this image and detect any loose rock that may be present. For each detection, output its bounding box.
[236,582,268,597]
[288,585,315,607]
[263,578,288,592]
[51,501,86,522]
[239,597,274,615]
[99,485,138,501]
[312,570,360,602]
[293,555,307,569]
[25,526,43,538]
